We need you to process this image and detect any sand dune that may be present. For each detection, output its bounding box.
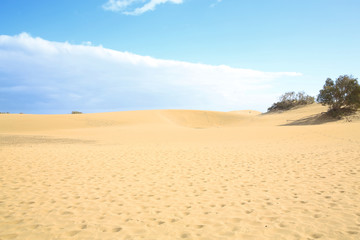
[0,109,261,133]
[1,104,360,239]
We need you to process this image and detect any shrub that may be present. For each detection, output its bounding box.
[267,91,314,112]
[71,111,83,114]
[317,75,360,115]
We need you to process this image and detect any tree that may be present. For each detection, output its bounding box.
[317,75,360,112]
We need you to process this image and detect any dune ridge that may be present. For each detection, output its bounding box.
[0,109,262,133]
[1,104,360,240]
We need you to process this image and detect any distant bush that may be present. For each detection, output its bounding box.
[0,112,10,114]
[267,91,315,112]
[317,75,360,117]
[71,111,83,114]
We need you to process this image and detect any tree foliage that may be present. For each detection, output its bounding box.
[317,75,360,113]
[268,91,314,112]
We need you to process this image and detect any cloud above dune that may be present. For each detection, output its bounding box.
[103,0,183,15]
[210,0,223,8]
[0,33,301,113]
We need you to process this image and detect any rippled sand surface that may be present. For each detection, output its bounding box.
[1,104,360,240]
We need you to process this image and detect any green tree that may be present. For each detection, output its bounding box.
[267,91,314,112]
[317,75,360,112]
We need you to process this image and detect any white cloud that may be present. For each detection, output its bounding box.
[210,0,223,8]
[0,33,301,113]
[102,0,137,12]
[103,0,183,15]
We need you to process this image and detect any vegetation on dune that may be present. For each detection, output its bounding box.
[267,74,360,119]
[317,75,360,117]
[71,111,83,114]
[267,91,315,112]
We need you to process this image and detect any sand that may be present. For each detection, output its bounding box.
[1,104,360,240]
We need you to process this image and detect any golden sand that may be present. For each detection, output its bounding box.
[1,104,360,239]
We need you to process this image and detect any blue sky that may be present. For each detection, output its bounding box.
[1,0,360,113]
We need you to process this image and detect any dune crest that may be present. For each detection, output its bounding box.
[0,109,261,133]
[160,110,259,128]
[1,104,341,134]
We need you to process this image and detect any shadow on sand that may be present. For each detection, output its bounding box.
[0,135,95,146]
[281,112,339,126]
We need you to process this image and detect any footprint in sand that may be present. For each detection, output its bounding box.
[232,218,242,223]
[180,233,190,238]
[246,209,254,214]
[67,230,80,237]
[112,227,122,232]
[62,211,73,215]
[29,224,41,229]
[310,233,323,239]
[278,223,287,228]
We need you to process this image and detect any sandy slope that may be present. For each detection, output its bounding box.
[1,104,360,240]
